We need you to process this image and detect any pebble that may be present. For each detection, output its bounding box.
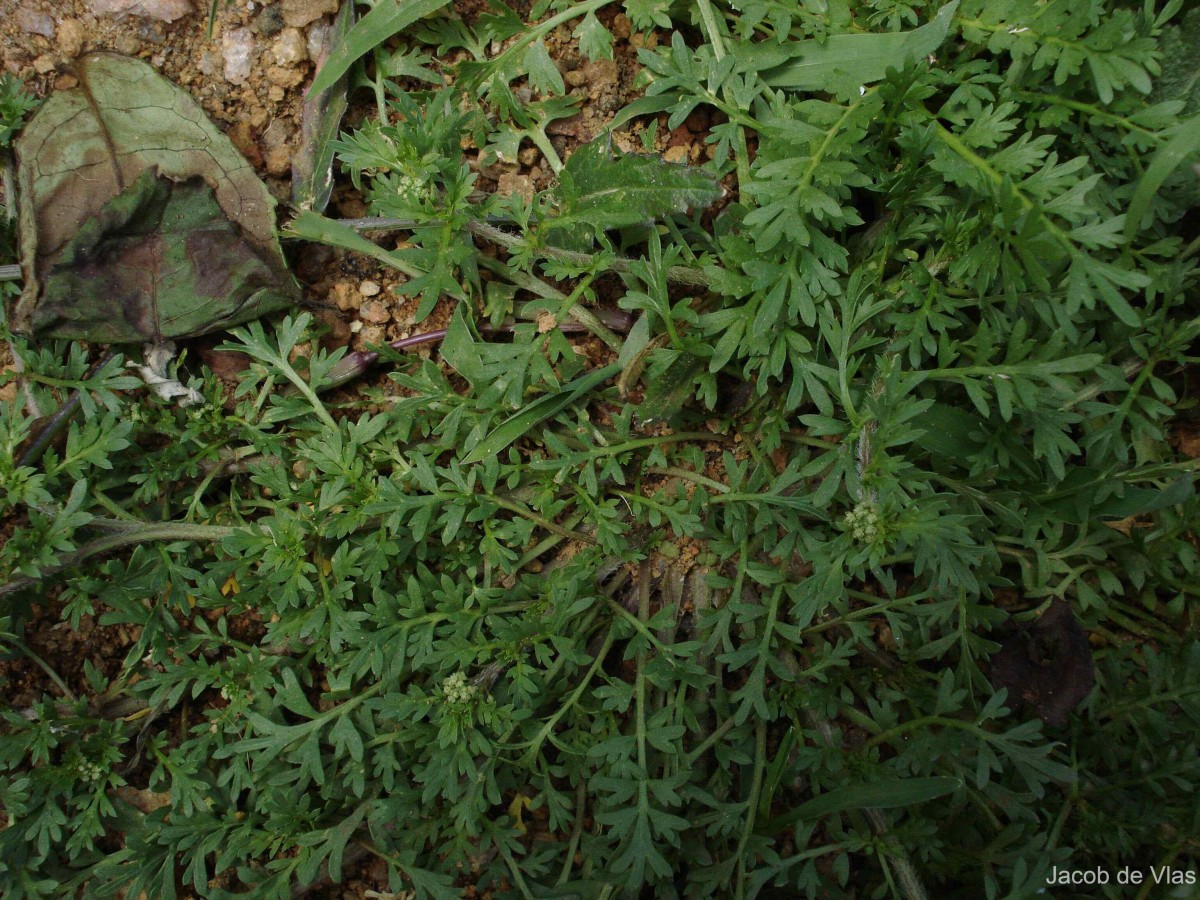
[198,50,221,78]
[56,19,86,57]
[282,0,338,28]
[359,280,381,297]
[331,283,357,311]
[33,55,56,75]
[271,28,307,66]
[227,121,263,166]
[266,65,304,89]
[356,324,386,349]
[359,300,390,324]
[306,20,333,62]
[222,28,256,85]
[88,0,195,22]
[664,145,689,164]
[262,134,293,176]
[497,172,535,204]
[256,4,285,35]
[17,10,55,37]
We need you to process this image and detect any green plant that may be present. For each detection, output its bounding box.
[2,1,1200,898]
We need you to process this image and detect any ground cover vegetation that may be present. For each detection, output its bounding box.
[2,0,1200,897]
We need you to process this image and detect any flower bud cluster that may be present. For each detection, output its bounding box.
[73,759,105,783]
[441,671,478,705]
[843,501,880,543]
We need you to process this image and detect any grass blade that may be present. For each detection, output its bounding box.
[461,363,620,465]
[1124,113,1200,241]
[307,0,453,98]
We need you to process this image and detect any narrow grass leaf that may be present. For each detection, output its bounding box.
[764,777,962,834]
[1124,113,1200,240]
[745,0,959,93]
[462,362,620,464]
[307,0,453,97]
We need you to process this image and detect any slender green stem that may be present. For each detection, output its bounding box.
[0,633,77,700]
[469,220,712,287]
[644,465,731,494]
[734,720,767,899]
[687,716,737,765]
[520,630,614,764]
[483,493,596,545]
[1,523,237,598]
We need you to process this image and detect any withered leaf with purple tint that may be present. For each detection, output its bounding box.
[988,600,1096,729]
[13,53,298,343]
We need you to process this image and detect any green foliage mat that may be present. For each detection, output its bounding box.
[3,1,1200,897]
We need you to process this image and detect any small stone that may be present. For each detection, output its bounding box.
[497,172,535,204]
[33,55,56,75]
[271,28,307,65]
[256,4,285,35]
[331,282,358,311]
[57,19,86,56]
[264,143,291,176]
[197,50,221,77]
[307,21,333,64]
[359,300,390,325]
[266,65,304,89]
[227,121,262,167]
[664,145,689,164]
[281,0,338,28]
[53,74,79,91]
[565,69,587,88]
[114,34,140,55]
[17,10,55,37]
[267,85,285,103]
[349,319,363,334]
[356,324,386,349]
[612,13,631,39]
[222,28,256,85]
[359,280,381,297]
[580,59,617,94]
[88,0,194,22]
[518,147,539,167]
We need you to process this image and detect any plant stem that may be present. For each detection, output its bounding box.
[17,351,119,469]
[468,219,713,288]
[1,523,237,598]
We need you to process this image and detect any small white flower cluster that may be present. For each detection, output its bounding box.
[441,671,478,705]
[73,759,105,783]
[843,501,881,543]
[395,173,425,198]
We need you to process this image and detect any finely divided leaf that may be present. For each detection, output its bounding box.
[522,40,565,95]
[550,138,723,232]
[742,0,959,93]
[575,12,615,61]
